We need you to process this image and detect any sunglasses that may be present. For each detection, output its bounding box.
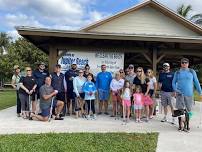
[26,70,31,71]
[181,62,188,64]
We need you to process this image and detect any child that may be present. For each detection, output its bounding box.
[82,74,97,120]
[133,86,144,123]
[121,80,131,123]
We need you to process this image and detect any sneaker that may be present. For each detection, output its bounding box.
[55,117,64,120]
[82,114,87,118]
[183,127,190,133]
[110,115,115,117]
[97,112,102,115]
[178,127,182,132]
[104,112,109,115]
[145,118,149,123]
[161,117,167,122]
[92,114,97,120]
[86,115,90,120]
[139,120,143,123]
[135,119,139,123]
[17,113,21,117]
[171,117,175,125]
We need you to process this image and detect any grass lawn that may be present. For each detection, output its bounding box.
[194,90,201,101]
[0,90,16,110]
[0,133,158,152]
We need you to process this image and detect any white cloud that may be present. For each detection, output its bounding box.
[4,13,44,28]
[0,0,107,32]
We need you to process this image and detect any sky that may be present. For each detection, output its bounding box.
[0,0,202,39]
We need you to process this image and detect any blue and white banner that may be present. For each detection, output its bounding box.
[58,51,124,76]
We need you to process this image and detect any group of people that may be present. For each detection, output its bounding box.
[11,58,202,132]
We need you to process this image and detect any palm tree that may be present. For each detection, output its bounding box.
[177,4,202,25]
[0,32,11,55]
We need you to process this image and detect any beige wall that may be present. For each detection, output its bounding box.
[89,6,199,36]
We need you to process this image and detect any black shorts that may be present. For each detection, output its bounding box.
[149,90,154,97]
[74,92,85,100]
[56,92,65,102]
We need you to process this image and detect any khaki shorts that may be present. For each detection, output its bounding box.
[160,91,174,107]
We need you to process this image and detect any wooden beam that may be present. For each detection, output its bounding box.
[48,45,57,72]
[152,48,157,75]
[160,49,202,57]
[157,54,165,63]
[141,52,152,64]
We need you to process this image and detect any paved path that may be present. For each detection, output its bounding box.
[0,103,202,152]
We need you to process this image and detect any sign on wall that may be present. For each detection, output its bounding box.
[58,51,124,76]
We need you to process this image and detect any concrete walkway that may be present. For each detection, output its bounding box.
[0,103,202,152]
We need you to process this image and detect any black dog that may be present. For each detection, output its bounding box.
[172,109,190,132]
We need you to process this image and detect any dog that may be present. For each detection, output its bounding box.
[172,109,190,132]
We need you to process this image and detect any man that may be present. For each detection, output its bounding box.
[64,63,78,115]
[50,64,66,116]
[11,65,21,117]
[172,58,202,131]
[30,76,64,121]
[33,62,49,113]
[96,64,112,115]
[125,64,136,85]
[158,63,175,124]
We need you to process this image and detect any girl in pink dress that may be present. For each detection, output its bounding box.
[133,86,144,123]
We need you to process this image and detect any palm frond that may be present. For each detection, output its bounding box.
[182,5,192,18]
[190,14,202,21]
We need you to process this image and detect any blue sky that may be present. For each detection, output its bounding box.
[0,0,201,39]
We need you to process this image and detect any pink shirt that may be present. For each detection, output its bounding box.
[133,93,143,106]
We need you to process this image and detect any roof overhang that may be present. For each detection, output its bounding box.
[16,26,202,54]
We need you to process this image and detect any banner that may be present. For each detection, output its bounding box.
[58,51,124,76]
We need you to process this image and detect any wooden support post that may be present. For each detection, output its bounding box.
[152,48,157,75]
[48,46,58,72]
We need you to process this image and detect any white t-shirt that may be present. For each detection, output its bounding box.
[110,78,124,92]
[122,88,131,100]
[148,77,157,90]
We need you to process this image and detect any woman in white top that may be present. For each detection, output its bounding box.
[110,72,124,117]
[73,69,87,118]
[146,69,157,119]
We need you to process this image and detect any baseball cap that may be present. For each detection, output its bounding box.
[128,64,134,68]
[181,58,189,63]
[13,65,20,70]
[163,63,170,67]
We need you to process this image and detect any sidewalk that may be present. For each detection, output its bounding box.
[0,102,202,152]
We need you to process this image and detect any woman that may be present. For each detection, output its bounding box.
[133,67,150,122]
[146,69,157,119]
[119,69,125,79]
[110,72,124,117]
[19,67,37,119]
[11,65,21,117]
[83,64,95,83]
[73,69,87,118]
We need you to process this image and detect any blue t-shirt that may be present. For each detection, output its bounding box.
[172,68,202,96]
[96,71,112,91]
[158,72,174,92]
